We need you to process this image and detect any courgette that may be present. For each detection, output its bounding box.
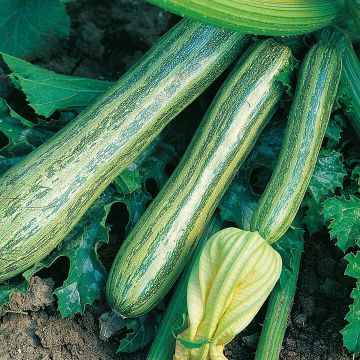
[250,34,342,243]
[106,39,293,317]
[0,19,250,282]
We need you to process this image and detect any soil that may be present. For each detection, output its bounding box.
[0,0,357,359]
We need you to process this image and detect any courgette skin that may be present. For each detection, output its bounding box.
[0,19,250,282]
[106,39,292,317]
[250,41,342,243]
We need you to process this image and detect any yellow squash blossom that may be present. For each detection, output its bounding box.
[175,228,282,360]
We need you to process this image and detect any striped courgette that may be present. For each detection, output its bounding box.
[0,19,250,282]
[106,39,293,317]
[250,33,342,243]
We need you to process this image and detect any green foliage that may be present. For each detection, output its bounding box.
[117,310,164,353]
[113,168,142,195]
[307,150,346,204]
[0,99,43,155]
[341,251,360,353]
[302,120,347,235]
[0,0,70,58]
[323,196,360,252]
[0,99,72,159]
[2,53,112,117]
[352,165,360,186]
[219,117,285,229]
[325,117,343,146]
[219,172,257,231]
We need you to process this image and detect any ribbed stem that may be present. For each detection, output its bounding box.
[255,244,303,360]
[147,215,222,360]
[147,0,342,35]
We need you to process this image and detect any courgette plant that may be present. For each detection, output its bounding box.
[0,0,359,358]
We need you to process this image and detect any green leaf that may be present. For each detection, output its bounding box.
[137,137,178,188]
[117,310,163,353]
[325,117,343,147]
[2,53,112,117]
[0,98,48,156]
[219,118,285,228]
[0,98,73,162]
[23,187,119,317]
[113,167,142,195]
[307,149,346,204]
[219,171,258,230]
[0,156,23,174]
[0,0,70,58]
[323,195,360,252]
[118,190,152,233]
[302,196,324,236]
[302,150,346,235]
[341,251,360,354]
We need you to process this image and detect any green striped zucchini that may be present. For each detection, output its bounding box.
[106,39,293,317]
[250,38,342,243]
[0,19,250,282]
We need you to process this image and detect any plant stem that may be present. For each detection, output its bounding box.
[255,242,303,360]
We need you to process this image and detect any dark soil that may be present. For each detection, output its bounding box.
[0,0,357,359]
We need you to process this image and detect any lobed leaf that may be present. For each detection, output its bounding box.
[323,195,360,252]
[303,149,346,235]
[341,251,360,353]
[307,149,346,204]
[113,167,142,196]
[0,0,70,58]
[2,53,112,117]
[117,310,163,353]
